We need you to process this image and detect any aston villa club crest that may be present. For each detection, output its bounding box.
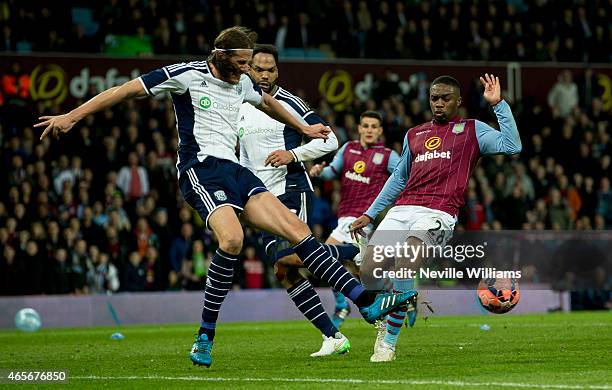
[452,122,465,134]
[372,152,384,165]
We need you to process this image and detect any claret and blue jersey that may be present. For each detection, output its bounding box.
[319,141,400,218]
[366,100,522,219]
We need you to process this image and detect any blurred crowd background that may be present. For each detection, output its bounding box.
[1,0,610,62]
[0,0,610,299]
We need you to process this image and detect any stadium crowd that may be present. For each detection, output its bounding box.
[1,1,611,296]
[1,0,610,62]
[0,62,610,295]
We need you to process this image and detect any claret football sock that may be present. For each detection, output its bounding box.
[383,279,415,347]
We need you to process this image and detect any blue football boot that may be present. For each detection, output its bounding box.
[331,305,351,329]
[190,334,213,367]
[359,290,418,324]
[331,291,351,329]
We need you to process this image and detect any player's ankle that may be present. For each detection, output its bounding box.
[355,290,376,308]
[198,327,215,341]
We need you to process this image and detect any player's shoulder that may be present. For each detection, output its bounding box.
[341,140,360,152]
[407,121,432,134]
[273,86,312,113]
[369,142,392,153]
[164,61,210,77]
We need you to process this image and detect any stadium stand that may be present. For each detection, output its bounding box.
[0,1,611,296]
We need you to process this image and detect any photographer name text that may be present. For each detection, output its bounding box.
[373,267,522,279]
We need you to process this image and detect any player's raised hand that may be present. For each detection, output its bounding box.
[479,73,502,106]
[35,113,77,140]
[309,161,326,177]
[349,214,372,241]
[301,124,330,140]
[265,150,294,167]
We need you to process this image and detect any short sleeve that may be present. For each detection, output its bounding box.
[139,63,193,96]
[241,75,263,106]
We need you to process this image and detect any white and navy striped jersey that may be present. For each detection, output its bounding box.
[139,61,263,177]
[238,86,338,196]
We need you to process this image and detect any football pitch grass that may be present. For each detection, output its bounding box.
[0,312,610,389]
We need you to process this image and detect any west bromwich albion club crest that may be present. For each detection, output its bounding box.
[214,190,227,201]
[452,122,465,134]
[372,152,384,165]
[236,84,243,94]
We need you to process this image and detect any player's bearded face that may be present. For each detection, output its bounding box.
[216,50,253,84]
[429,84,462,123]
[249,53,278,93]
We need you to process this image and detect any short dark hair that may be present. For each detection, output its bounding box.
[360,110,383,124]
[431,75,461,94]
[253,44,279,66]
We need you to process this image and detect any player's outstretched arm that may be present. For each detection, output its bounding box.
[258,93,330,140]
[36,79,147,140]
[309,142,347,179]
[475,74,522,156]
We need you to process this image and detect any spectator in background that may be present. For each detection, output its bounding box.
[123,251,146,292]
[133,217,158,258]
[0,245,24,295]
[89,252,120,294]
[81,206,106,248]
[465,189,485,230]
[597,177,612,228]
[549,188,572,229]
[117,151,149,202]
[169,223,194,274]
[24,240,44,295]
[310,187,335,233]
[547,70,579,119]
[143,247,162,291]
[51,248,72,294]
[242,246,264,289]
[71,239,92,294]
[181,240,208,290]
[274,15,290,52]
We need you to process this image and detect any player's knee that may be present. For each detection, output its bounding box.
[218,234,244,254]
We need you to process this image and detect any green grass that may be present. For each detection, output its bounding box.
[0,312,611,389]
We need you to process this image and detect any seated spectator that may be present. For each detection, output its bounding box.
[50,248,73,295]
[123,251,146,292]
[144,247,163,291]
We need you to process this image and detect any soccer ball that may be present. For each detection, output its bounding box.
[15,308,42,332]
[477,278,520,314]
